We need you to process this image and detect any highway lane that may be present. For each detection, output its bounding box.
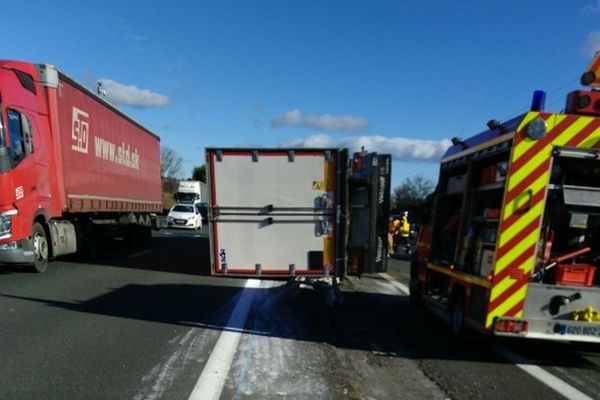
[0,228,599,399]
[386,253,600,400]
[0,228,235,399]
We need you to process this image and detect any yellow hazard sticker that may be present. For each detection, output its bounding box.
[312,181,324,190]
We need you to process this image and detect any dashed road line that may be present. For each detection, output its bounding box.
[379,272,410,295]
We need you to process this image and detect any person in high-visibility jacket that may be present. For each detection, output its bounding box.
[387,216,401,256]
[398,211,411,251]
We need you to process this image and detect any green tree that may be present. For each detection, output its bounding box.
[192,164,206,182]
[160,146,183,179]
[392,175,435,218]
[160,146,183,211]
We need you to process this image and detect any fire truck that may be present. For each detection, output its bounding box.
[411,54,600,343]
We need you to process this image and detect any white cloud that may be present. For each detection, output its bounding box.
[583,32,600,57]
[271,109,368,132]
[582,1,600,14]
[97,79,170,108]
[280,134,452,162]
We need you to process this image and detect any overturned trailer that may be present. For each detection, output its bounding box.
[206,148,391,297]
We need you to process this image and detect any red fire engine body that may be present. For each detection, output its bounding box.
[411,55,600,343]
[0,60,161,272]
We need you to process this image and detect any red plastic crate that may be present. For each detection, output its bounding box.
[555,264,596,286]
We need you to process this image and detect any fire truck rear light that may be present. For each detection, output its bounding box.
[578,94,592,109]
[495,319,529,334]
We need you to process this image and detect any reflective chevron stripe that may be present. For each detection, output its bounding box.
[485,112,600,328]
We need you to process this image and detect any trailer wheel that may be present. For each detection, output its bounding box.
[31,222,49,273]
[450,291,466,335]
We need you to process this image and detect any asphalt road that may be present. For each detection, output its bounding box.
[0,228,599,399]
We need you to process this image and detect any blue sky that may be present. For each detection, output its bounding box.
[3,1,600,188]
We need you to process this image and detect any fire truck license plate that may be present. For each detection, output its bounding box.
[559,325,600,337]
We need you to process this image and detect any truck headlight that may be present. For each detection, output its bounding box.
[0,241,17,250]
[0,210,16,237]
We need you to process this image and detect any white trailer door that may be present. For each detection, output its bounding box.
[207,149,341,277]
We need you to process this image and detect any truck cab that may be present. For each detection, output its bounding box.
[0,60,161,272]
[175,180,205,205]
[0,61,57,271]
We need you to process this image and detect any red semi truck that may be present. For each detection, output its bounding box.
[0,60,161,272]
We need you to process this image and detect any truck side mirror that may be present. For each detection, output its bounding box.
[0,146,11,173]
[21,117,33,155]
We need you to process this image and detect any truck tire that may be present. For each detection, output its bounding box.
[31,222,49,273]
[450,291,466,336]
[409,261,423,307]
[84,222,100,260]
[409,273,423,307]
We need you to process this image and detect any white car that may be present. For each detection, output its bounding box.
[167,203,203,229]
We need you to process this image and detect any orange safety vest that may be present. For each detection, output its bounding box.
[388,219,400,234]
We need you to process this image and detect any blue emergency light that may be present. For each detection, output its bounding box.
[530,90,546,111]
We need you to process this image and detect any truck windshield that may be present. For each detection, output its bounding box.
[177,192,199,203]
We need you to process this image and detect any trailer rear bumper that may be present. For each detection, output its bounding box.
[0,239,35,264]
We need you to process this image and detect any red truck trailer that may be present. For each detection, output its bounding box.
[0,60,161,272]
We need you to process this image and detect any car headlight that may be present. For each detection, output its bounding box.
[167,217,174,223]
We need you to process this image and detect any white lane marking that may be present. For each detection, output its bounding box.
[493,345,594,400]
[134,329,201,400]
[379,272,594,399]
[128,250,152,258]
[379,272,410,294]
[188,279,261,400]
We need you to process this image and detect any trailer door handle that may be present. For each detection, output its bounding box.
[515,189,533,214]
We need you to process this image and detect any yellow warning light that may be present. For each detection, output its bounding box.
[581,51,600,87]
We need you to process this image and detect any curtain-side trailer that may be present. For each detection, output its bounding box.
[0,60,161,272]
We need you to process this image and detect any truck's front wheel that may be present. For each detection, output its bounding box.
[450,292,466,336]
[31,222,49,273]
